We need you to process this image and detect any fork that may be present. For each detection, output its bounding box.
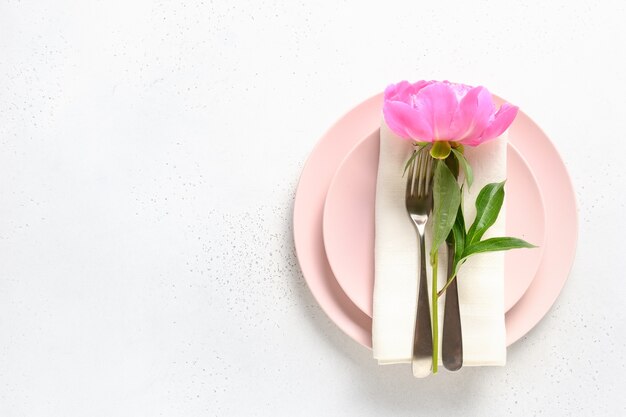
[442,240,463,371]
[405,149,434,377]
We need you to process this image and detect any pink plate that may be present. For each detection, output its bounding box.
[293,93,577,347]
[323,135,546,317]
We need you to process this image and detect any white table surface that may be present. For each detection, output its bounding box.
[1,1,625,415]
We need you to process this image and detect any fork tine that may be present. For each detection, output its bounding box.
[424,154,433,195]
[413,151,421,197]
[414,150,421,197]
[406,150,416,197]
[417,150,427,197]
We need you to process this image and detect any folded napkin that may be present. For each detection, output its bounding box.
[372,121,507,367]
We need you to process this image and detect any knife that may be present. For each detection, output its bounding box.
[442,240,463,371]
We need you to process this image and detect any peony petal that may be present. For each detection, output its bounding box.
[414,82,459,140]
[384,81,409,101]
[451,86,495,143]
[459,136,489,147]
[384,80,433,102]
[445,81,473,101]
[479,103,519,141]
[383,100,434,141]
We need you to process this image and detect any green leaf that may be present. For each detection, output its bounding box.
[445,152,459,179]
[430,160,461,260]
[451,203,466,268]
[466,181,505,245]
[402,150,418,177]
[402,144,429,177]
[451,237,536,278]
[451,259,466,281]
[446,191,465,278]
[451,148,473,188]
[416,143,429,155]
[462,237,536,259]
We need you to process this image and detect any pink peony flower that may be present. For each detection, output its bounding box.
[383,80,518,146]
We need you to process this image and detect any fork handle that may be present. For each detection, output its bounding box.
[442,243,463,371]
[412,230,433,377]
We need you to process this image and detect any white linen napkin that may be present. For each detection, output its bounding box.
[372,121,507,368]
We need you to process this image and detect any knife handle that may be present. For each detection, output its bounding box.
[442,243,463,371]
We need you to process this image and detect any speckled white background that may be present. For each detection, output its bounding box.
[0,0,624,416]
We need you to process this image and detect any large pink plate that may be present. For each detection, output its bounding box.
[293,93,577,347]
[323,135,546,317]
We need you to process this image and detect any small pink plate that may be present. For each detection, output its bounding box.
[323,135,546,317]
[293,93,577,347]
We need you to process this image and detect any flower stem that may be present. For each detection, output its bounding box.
[437,274,457,298]
[431,250,439,374]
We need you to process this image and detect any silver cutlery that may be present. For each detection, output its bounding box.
[405,149,434,377]
[442,240,463,371]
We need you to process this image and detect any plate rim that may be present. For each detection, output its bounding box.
[293,92,578,348]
